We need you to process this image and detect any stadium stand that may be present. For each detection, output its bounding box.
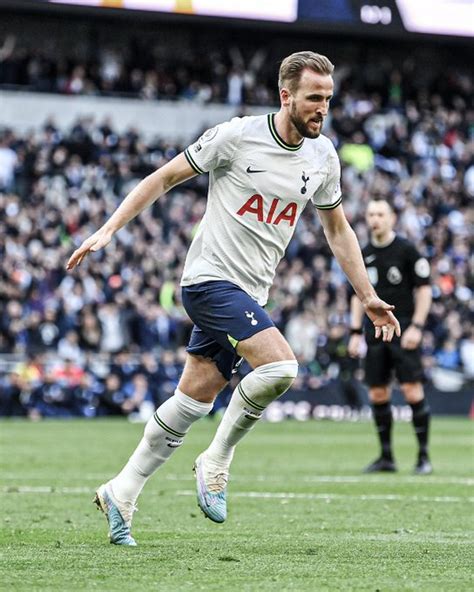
[0,13,472,419]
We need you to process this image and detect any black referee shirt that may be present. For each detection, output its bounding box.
[360,235,431,323]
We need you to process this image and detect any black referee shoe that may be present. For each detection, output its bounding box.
[363,457,397,473]
[414,456,433,475]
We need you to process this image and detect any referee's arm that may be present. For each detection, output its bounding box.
[401,285,432,350]
[318,204,400,341]
[412,285,432,329]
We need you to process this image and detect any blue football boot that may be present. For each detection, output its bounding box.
[193,453,228,523]
[94,483,137,546]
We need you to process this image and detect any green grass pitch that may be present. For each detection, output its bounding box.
[1,417,473,591]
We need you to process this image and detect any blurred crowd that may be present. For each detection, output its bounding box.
[0,30,472,110]
[0,33,274,105]
[0,30,472,419]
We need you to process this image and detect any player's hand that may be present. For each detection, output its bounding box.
[400,325,422,350]
[348,334,363,358]
[66,228,113,270]
[363,296,401,342]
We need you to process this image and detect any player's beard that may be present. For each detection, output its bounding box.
[289,103,323,139]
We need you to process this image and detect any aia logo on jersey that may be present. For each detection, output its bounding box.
[236,194,297,227]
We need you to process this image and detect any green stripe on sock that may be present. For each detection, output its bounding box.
[153,413,186,438]
[237,384,266,411]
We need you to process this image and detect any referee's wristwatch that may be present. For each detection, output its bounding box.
[350,327,363,335]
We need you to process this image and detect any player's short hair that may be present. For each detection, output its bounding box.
[368,197,396,213]
[278,51,334,93]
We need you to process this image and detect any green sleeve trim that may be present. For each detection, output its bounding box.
[314,195,343,210]
[184,148,205,175]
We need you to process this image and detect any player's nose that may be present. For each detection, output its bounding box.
[316,104,328,117]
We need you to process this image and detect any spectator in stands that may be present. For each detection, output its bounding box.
[0,133,18,192]
[0,372,26,417]
[29,371,74,419]
[97,373,128,416]
[0,36,472,417]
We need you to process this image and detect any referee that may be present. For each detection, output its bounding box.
[348,198,433,474]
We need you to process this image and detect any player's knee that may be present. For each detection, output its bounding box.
[277,359,299,388]
[245,359,298,406]
[400,382,424,403]
[369,386,390,404]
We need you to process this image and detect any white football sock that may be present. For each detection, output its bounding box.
[110,388,212,505]
[205,360,298,470]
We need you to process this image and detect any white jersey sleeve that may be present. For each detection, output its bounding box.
[311,142,342,210]
[184,118,243,174]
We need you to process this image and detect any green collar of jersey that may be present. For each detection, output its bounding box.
[267,113,304,152]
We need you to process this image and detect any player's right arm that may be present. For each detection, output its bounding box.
[348,295,365,358]
[66,153,197,270]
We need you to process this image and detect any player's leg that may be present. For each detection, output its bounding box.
[195,326,297,522]
[204,326,297,470]
[182,281,298,521]
[400,382,432,474]
[394,343,432,474]
[363,343,396,472]
[110,353,227,501]
[96,352,227,544]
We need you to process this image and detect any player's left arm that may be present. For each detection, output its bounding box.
[318,204,401,341]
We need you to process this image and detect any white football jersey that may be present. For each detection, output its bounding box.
[181,113,342,305]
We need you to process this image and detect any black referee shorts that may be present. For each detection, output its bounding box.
[364,340,425,387]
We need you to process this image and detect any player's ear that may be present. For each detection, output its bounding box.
[280,87,291,107]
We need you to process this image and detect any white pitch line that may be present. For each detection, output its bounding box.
[1,486,91,494]
[2,473,473,486]
[2,485,473,503]
[176,490,474,504]
[301,475,474,485]
[165,474,474,486]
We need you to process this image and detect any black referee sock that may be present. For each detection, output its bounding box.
[372,402,393,461]
[410,399,430,459]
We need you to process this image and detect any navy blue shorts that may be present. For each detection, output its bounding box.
[364,342,424,387]
[181,280,275,380]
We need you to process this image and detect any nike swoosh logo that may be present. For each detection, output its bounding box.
[246,166,266,174]
[365,255,376,263]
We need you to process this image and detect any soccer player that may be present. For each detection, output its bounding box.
[348,198,433,475]
[66,51,401,545]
